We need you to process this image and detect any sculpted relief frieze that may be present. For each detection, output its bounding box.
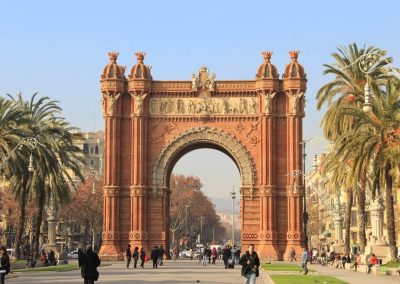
[149,97,258,116]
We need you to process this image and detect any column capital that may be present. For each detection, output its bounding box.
[103,186,121,197]
[129,186,148,196]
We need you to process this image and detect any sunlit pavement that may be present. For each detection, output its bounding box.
[6,259,251,284]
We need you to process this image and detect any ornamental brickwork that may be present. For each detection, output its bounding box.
[99,51,307,260]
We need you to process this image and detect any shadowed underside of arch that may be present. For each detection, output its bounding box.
[151,126,256,188]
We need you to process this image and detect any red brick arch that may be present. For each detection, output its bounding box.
[151,126,256,188]
[99,51,307,260]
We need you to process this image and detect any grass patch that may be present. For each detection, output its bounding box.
[261,263,314,272]
[10,260,26,264]
[12,263,79,273]
[270,275,348,284]
[381,261,400,268]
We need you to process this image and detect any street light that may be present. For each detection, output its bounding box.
[88,168,97,194]
[185,205,190,237]
[200,216,205,244]
[300,139,313,250]
[230,186,236,246]
[0,137,40,172]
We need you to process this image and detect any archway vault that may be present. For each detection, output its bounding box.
[151,126,256,188]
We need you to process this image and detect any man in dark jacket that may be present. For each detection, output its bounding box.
[79,246,101,284]
[239,244,260,284]
[158,245,165,266]
[222,245,232,269]
[125,244,132,269]
[151,246,159,269]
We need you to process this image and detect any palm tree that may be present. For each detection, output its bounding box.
[334,77,400,261]
[7,93,84,257]
[316,43,392,253]
[0,96,33,258]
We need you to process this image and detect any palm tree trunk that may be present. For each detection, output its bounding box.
[14,182,28,259]
[344,189,353,254]
[33,188,45,257]
[385,166,397,261]
[356,179,367,253]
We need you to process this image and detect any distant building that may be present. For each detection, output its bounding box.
[72,130,104,178]
[53,130,105,251]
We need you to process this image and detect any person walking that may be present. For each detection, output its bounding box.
[48,249,56,266]
[0,247,10,284]
[239,244,260,284]
[79,246,101,284]
[222,245,232,269]
[133,247,139,268]
[301,248,309,275]
[139,248,146,268]
[211,247,217,265]
[158,245,165,267]
[289,246,296,262]
[125,244,132,269]
[151,246,159,269]
[202,246,208,266]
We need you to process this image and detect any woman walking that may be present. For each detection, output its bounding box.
[211,247,217,265]
[133,247,139,268]
[140,247,146,268]
[239,244,260,284]
[0,247,10,284]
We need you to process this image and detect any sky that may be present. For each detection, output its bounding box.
[1,0,399,203]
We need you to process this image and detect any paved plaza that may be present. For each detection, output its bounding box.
[6,260,400,284]
[7,260,252,284]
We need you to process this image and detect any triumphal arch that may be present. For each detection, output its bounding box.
[99,50,307,260]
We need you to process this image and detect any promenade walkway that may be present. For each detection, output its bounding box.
[8,259,399,283]
[7,259,247,284]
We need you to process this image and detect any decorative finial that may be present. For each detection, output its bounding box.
[108,52,119,63]
[135,52,146,64]
[120,65,127,74]
[262,51,273,63]
[289,50,300,62]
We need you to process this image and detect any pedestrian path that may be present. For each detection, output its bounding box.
[7,259,247,284]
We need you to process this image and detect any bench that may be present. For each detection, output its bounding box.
[356,264,368,273]
[370,265,381,275]
[344,263,354,270]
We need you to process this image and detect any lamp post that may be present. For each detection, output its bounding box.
[88,168,97,194]
[200,216,205,244]
[185,205,190,237]
[299,140,310,250]
[0,137,40,172]
[230,186,236,246]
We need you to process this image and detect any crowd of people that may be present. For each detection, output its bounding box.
[122,243,260,284]
[124,244,166,269]
[297,247,384,274]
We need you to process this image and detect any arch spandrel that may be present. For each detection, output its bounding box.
[151,126,256,187]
